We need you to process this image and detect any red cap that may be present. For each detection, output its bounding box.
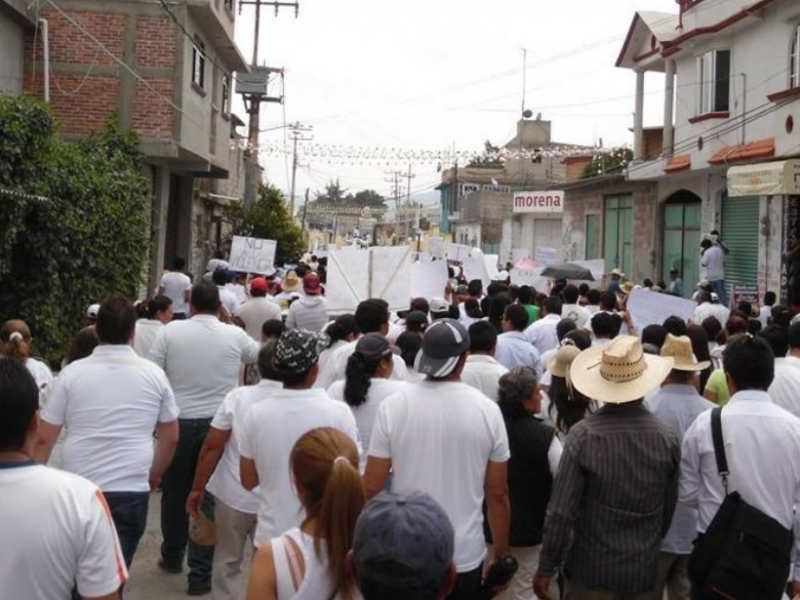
[303,273,322,295]
[250,277,268,296]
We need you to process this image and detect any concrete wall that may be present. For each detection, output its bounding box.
[0,12,25,95]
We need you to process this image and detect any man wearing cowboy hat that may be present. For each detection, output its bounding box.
[643,335,715,600]
[534,336,680,600]
[607,268,624,295]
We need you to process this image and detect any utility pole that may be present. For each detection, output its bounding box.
[384,169,404,240]
[404,164,416,242]
[289,122,313,217]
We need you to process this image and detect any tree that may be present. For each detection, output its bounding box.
[581,147,634,179]
[350,189,386,208]
[223,182,304,266]
[467,140,504,168]
[313,179,347,204]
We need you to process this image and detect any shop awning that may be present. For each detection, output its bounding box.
[727,159,800,197]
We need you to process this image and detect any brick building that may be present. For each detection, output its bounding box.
[23,0,249,287]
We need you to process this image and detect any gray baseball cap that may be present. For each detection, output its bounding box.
[353,490,454,589]
[413,318,469,378]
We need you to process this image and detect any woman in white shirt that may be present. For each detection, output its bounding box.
[133,295,173,358]
[319,315,359,373]
[328,333,405,472]
[246,427,364,600]
[0,319,53,391]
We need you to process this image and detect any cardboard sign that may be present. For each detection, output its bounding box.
[228,236,277,274]
[447,243,471,262]
[411,259,449,300]
[326,246,412,314]
[627,288,696,333]
[429,237,445,260]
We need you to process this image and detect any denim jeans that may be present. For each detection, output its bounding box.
[161,418,215,585]
[104,491,150,569]
[710,280,727,308]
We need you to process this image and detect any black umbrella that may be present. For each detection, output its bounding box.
[540,263,594,281]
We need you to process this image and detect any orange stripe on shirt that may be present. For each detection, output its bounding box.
[94,490,128,586]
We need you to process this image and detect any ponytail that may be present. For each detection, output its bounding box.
[1,320,32,364]
[343,351,380,407]
[325,314,359,347]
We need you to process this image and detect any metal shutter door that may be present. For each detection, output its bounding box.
[721,196,759,296]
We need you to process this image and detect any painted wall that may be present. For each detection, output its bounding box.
[0,13,24,95]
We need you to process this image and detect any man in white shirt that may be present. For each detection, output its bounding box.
[700,239,726,307]
[561,284,592,329]
[212,268,240,317]
[364,319,511,599]
[496,304,544,374]
[149,282,260,595]
[234,277,281,342]
[1,360,128,600]
[461,321,508,401]
[691,291,730,329]
[285,272,329,332]
[525,296,563,356]
[239,330,359,547]
[679,336,800,597]
[186,342,282,600]
[36,297,180,571]
[761,324,800,418]
[315,298,408,388]
[159,256,192,319]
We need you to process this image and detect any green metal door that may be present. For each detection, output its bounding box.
[663,202,701,297]
[585,214,597,259]
[721,195,759,298]
[604,195,633,275]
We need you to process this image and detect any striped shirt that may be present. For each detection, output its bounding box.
[538,402,680,593]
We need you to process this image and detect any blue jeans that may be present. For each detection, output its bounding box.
[104,491,149,569]
[161,418,215,585]
[710,279,727,307]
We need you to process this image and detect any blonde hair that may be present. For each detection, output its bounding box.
[290,427,365,600]
[0,320,32,364]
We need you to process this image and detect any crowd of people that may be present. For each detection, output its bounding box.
[2,245,800,600]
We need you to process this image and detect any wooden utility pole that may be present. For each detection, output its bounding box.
[404,164,416,242]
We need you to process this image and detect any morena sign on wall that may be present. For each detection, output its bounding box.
[512,190,564,213]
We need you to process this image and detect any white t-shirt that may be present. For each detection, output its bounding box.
[327,378,407,472]
[25,357,53,391]
[207,379,282,514]
[314,337,408,389]
[43,345,179,492]
[235,297,282,342]
[218,286,241,316]
[160,270,192,314]
[701,246,725,281]
[561,303,592,330]
[460,354,508,401]
[769,356,800,419]
[0,463,128,598]
[238,387,360,547]
[149,315,260,418]
[369,380,510,572]
[692,303,730,328]
[133,318,164,358]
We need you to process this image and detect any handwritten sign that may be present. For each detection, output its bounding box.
[447,243,471,262]
[228,236,277,274]
[627,288,696,333]
[326,246,412,314]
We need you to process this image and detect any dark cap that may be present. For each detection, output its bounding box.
[354,333,392,361]
[405,311,428,333]
[274,330,329,373]
[414,318,469,378]
[353,490,454,589]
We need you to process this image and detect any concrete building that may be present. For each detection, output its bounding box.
[618,0,800,302]
[0,0,35,95]
[23,0,249,286]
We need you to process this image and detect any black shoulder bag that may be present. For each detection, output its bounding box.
[687,407,794,600]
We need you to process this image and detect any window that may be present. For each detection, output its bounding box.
[603,195,633,276]
[697,49,730,114]
[791,27,800,89]
[192,37,205,89]
[222,73,230,115]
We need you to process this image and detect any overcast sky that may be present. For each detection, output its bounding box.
[233,0,677,203]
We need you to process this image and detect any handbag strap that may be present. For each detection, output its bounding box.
[710,406,729,494]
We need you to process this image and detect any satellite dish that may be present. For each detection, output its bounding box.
[522,109,533,119]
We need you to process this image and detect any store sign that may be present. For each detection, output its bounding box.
[728,160,800,197]
[512,190,564,213]
[781,195,800,304]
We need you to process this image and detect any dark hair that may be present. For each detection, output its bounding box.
[503,303,529,331]
[643,278,654,287]
[723,335,774,391]
[725,316,748,337]
[686,324,713,389]
[261,319,285,341]
[700,316,722,343]
[548,375,593,434]
[0,320,32,363]
[497,367,538,420]
[586,289,601,305]
[172,256,186,270]
[146,295,173,319]
[563,329,591,350]
[486,282,506,298]
[464,298,483,319]
[701,239,712,249]
[66,326,99,364]
[759,324,789,358]
[0,360,39,451]
[258,339,281,381]
[556,318,577,342]
[770,305,794,328]
[355,299,389,333]
[468,321,497,354]
[326,315,359,346]
[662,316,687,337]
[488,293,513,332]
[599,292,617,311]
[517,286,533,304]
[543,296,562,316]
[591,312,615,338]
[736,301,752,317]
[696,291,712,305]
[534,292,547,306]
[578,283,590,296]
[278,365,315,387]
[562,284,580,304]
[409,298,430,315]
[467,279,483,297]
[641,324,668,349]
[212,268,229,286]
[764,291,777,306]
[747,318,762,336]
[344,338,392,408]
[95,297,137,344]
[788,322,800,350]
[395,331,422,368]
[359,576,445,600]
[191,282,220,313]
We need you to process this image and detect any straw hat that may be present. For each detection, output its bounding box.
[547,345,582,378]
[569,335,674,404]
[609,268,625,278]
[281,270,301,293]
[620,281,635,295]
[189,512,217,546]
[660,334,710,371]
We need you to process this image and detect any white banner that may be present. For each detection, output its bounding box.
[510,268,549,292]
[429,237,445,260]
[535,246,557,267]
[512,190,564,214]
[447,243,472,262]
[228,236,277,274]
[326,246,412,314]
[570,259,606,289]
[627,288,696,333]
[411,259,449,300]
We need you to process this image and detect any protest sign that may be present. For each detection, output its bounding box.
[228,236,277,274]
[731,284,759,308]
[463,255,490,287]
[570,259,606,289]
[485,254,500,279]
[535,246,557,267]
[429,238,445,260]
[511,267,549,292]
[411,259,449,300]
[326,246,412,314]
[627,288,696,333]
[447,244,471,262]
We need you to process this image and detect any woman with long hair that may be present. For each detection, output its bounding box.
[133,295,173,358]
[0,319,53,391]
[327,333,405,472]
[319,315,359,372]
[246,427,365,600]
[545,345,596,436]
[686,323,713,391]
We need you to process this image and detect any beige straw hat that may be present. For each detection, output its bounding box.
[660,334,710,371]
[547,345,582,378]
[281,270,301,293]
[188,512,217,547]
[569,335,674,404]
